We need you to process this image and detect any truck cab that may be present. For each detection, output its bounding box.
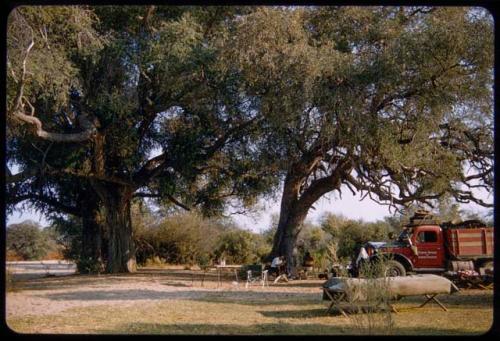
[373,224,446,272]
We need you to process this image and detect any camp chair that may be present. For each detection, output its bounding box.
[245,269,269,288]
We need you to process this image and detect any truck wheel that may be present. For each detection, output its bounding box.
[384,260,406,277]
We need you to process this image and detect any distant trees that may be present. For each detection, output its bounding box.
[320,214,393,262]
[6,220,60,260]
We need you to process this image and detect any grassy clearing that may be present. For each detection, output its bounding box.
[6,268,494,335]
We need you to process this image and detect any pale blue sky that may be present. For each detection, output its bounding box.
[7,186,491,233]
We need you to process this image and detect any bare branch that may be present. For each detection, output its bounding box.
[13,105,98,142]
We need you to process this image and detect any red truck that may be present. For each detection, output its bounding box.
[359,211,494,277]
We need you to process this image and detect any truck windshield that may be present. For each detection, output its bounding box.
[398,228,413,242]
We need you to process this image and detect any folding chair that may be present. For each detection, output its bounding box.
[245,269,269,288]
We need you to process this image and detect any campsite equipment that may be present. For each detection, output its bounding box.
[322,274,459,316]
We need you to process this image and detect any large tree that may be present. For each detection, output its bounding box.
[6,6,107,271]
[6,6,276,273]
[225,6,494,271]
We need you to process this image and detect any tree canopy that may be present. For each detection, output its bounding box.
[6,6,277,272]
[6,6,493,273]
[221,6,493,267]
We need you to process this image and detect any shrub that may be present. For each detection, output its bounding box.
[345,258,395,335]
[320,214,392,261]
[214,229,269,265]
[133,209,272,268]
[135,212,224,266]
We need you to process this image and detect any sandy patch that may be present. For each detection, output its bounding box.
[6,268,324,318]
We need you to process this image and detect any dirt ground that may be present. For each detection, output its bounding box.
[5,265,494,335]
[6,266,322,318]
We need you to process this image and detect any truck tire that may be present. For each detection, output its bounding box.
[384,260,406,277]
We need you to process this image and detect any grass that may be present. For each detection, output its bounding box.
[5,267,494,335]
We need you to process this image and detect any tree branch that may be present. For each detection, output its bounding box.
[8,193,81,216]
[9,21,97,143]
[133,191,191,211]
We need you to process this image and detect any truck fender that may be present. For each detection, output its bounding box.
[370,253,414,272]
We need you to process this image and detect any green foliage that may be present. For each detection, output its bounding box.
[295,223,332,269]
[261,217,278,245]
[48,214,106,273]
[6,220,53,260]
[76,257,105,274]
[7,6,102,133]
[320,214,393,261]
[6,6,493,274]
[49,216,83,261]
[133,209,269,267]
[134,211,225,266]
[213,229,270,265]
[227,6,493,217]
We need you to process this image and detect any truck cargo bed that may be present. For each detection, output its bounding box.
[445,227,494,259]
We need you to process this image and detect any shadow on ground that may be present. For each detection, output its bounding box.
[39,289,321,306]
[98,322,491,335]
[12,267,493,313]
[14,268,326,292]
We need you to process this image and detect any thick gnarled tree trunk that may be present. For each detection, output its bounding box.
[101,185,137,273]
[269,156,349,275]
[269,173,310,275]
[79,191,105,273]
[90,133,136,273]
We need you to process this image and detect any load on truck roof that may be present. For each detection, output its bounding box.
[404,210,488,230]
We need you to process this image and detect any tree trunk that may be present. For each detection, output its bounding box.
[101,185,137,273]
[79,191,105,274]
[269,154,347,276]
[269,174,309,275]
[90,132,136,273]
[270,211,308,275]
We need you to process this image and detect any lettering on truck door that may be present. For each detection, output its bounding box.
[414,227,445,269]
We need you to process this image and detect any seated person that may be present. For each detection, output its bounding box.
[270,256,284,274]
[270,256,288,282]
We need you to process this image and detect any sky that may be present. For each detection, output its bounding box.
[6,185,492,233]
[229,188,492,233]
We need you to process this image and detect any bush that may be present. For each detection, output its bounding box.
[135,212,224,266]
[214,229,269,265]
[295,224,331,270]
[321,214,393,262]
[134,210,270,268]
